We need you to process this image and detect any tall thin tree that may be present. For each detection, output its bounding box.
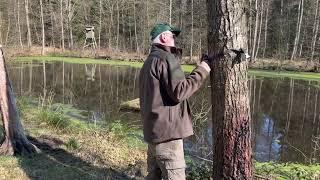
[291,0,304,60]
[190,0,194,62]
[251,0,259,61]
[263,0,270,58]
[311,0,320,61]
[24,0,32,48]
[60,0,65,51]
[133,0,139,53]
[15,0,24,48]
[98,0,102,49]
[40,0,45,55]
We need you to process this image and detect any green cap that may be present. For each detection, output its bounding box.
[150,23,181,40]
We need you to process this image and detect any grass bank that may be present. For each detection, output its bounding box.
[15,56,320,81]
[0,97,147,180]
[0,97,319,179]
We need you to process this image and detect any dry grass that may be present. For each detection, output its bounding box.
[0,100,147,180]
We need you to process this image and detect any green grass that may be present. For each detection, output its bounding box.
[65,138,79,150]
[250,69,320,81]
[185,158,320,179]
[15,56,319,81]
[107,120,145,149]
[255,162,320,179]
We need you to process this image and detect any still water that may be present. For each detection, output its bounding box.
[7,61,320,163]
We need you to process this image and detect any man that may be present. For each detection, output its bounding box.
[139,23,211,180]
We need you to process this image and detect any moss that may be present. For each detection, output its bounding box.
[250,69,320,81]
[185,160,320,179]
[255,162,320,179]
[15,56,319,81]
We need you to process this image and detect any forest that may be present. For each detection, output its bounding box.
[0,0,320,63]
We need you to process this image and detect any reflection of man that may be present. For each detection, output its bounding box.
[139,23,211,180]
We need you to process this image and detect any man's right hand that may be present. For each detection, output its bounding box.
[199,53,211,72]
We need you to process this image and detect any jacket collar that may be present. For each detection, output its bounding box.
[151,43,182,58]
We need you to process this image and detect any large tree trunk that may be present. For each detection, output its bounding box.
[0,48,39,155]
[207,0,252,179]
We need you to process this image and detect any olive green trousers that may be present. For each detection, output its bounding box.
[145,139,186,180]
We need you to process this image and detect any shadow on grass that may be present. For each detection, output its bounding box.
[17,136,133,180]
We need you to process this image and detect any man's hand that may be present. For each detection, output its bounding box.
[201,53,210,63]
[199,53,211,72]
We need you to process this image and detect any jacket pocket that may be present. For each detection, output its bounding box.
[169,104,182,122]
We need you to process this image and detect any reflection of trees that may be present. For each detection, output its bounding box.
[42,61,46,106]
[254,116,282,162]
[20,63,23,96]
[260,78,320,163]
[28,62,32,93]
[301,81,311,134]
[284,79,294,143]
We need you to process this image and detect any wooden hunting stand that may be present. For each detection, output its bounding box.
[83,26,97,55]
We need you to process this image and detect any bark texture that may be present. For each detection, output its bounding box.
[207,0,252,179]
[0,48,39,155]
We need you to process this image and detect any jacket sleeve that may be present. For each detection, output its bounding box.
[158,58,210,103]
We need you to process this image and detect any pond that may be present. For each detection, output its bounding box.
[7,61,320,163]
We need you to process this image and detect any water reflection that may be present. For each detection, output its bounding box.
[7,61,320,163]
[254,115,282,162]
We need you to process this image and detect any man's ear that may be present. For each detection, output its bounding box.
[159,33,166,43]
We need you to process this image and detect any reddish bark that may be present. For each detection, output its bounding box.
[207,0,252,179]
[0,48,39,155]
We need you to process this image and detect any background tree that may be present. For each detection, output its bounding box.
[207,0,252,178]
[0,0,319,63]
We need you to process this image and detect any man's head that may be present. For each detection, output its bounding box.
[150,23,181,47]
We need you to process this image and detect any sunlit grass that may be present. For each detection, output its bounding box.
[255,162,320,179]
[250,69,320,81]
[15,56,319,81]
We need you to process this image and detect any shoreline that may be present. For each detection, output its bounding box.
[13,56,320,81]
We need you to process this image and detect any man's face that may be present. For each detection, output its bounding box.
[160,31,175,47]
